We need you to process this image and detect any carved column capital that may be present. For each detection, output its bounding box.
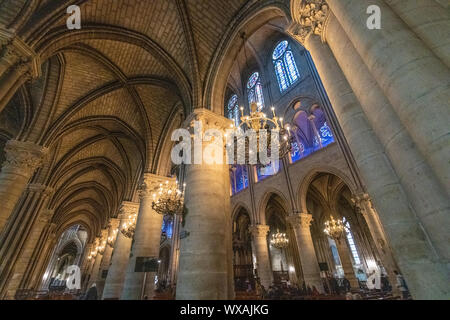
[0,30,41,78]
[352,193,374,216]
[287,0,330,44]
[2,140,48,177]
[119,201,140,219]
[287,212,314,229]
[139,173,176,199]
[249,224,270,238]
[108,218,120,231]
[184,108,234,133]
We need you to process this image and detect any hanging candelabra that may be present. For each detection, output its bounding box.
[324,216,347,240]
[121,213,137,239]
[97,240,107,255]
[151,180,186,216]
[270,229,289,249]
[233,102,294,164]
[107,229,118,247]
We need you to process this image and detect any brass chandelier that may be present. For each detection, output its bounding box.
[234,102,294,164]
[270,229,289,249]
[121,213,137,239]
[107,229,118,247]
[324,216,347,240]
[151,181,186,216]
[97,240,107,255]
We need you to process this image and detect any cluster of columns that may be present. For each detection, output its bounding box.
[0,29,41,113]
[287,0,449,299]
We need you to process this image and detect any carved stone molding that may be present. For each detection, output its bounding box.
[27,184,54,197]
[184,108,234,133]
[0,28,41,78]
[119,201,140,219]
[287,0,330,44]
[249,224,270,238]
[108,218,120,230]
[139,173,176,199]
[2,140,48,176]
[287,212,314,229]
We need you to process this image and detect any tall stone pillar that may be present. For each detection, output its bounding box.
[35,225,57,290]
[383,0,450,68]
[0,140,48,232]
[176,109,233,300]
[5,208,54,299]
[334,237,359,290]
[323,13,450,266]
[88,231,107,289]
[287,213,324,292]
[103,202,139,300]
[97,219,120,297]
[354,194,399,295]
[121,175,173,300]
[326,0,450,193]
[287,17,448,299]
[249,225,273,289]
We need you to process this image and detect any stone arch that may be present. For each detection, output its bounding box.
[297,166,357,214]
[231,202,254,226]
[257,189,292,225]
[205,3,291,115]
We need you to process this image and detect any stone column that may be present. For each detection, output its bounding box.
[176,109,233,300]
[354,194,399,295]
[287,213,324,292]
[323,12,450,265]
[326,0,450,193]
[0,33,40,113]
[87,231,107,289]
[103,202,139,300]
[286,18,449,298]
[334,237,359,290]
[5,208,54,299]
[383,0,450,68]
[0,140,48,232]
[96,219,120,297]
[121,175,173,300]
[249,225,273,289]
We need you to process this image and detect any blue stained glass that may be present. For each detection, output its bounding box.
[273,41,300,93]
[275,60,289,91]
[285,51,299,83]
[248,89,255,105]
[247,72,259,89]
[257,161,281,181]
[272,40,288,60]
[227,94,240,126]
[231,165,249,195]
[319,122,334,147]
[255,83,264,111]
[161,216,173,238]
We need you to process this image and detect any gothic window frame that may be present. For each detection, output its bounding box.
[247,71,265,111]
[272,40,300,93]
[227,94,240,126]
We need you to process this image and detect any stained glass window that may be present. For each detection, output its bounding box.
[230,165,249,195]
[247,72,265,111]
[343,218,361,266]
[161,216,173,239]
[290,106,335,163]
[272,40,300,92]
[227,94,240,126]
[256,161,281,182]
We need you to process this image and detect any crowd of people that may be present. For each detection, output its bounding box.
[235,270,410,300]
